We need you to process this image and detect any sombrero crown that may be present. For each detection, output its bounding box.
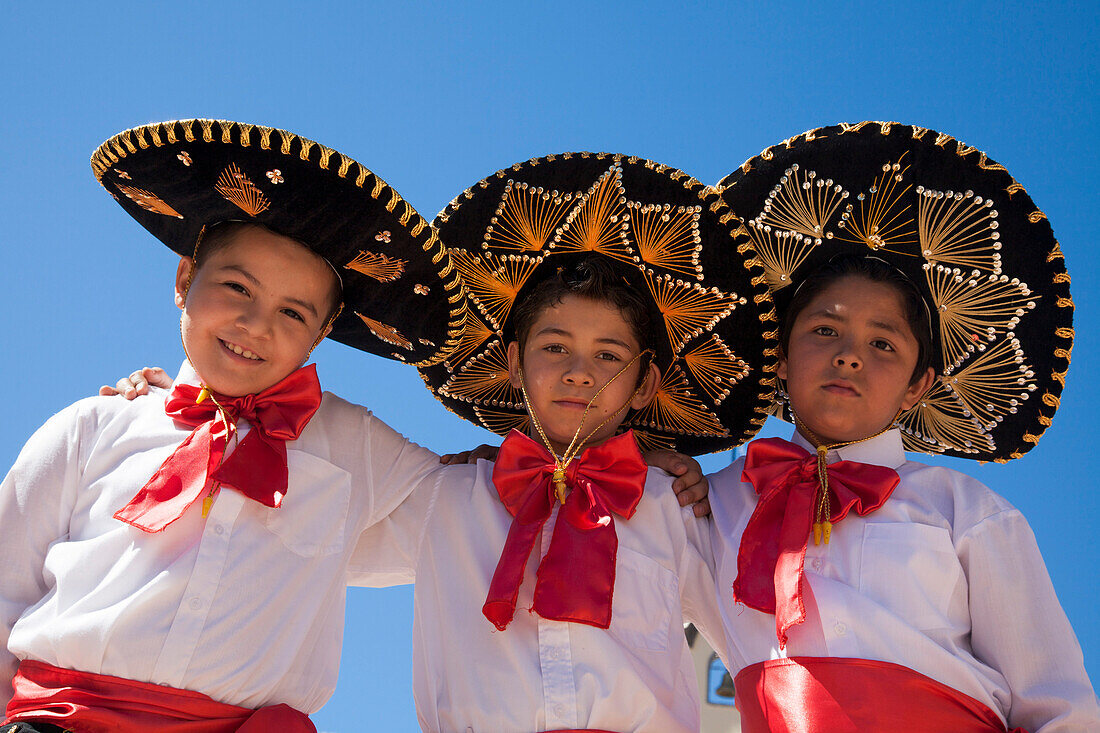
[91,118,465,366]
[717,121,1072,462]
[419,152,780,455]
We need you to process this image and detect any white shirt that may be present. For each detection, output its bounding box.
[349,458,725,733]
[707,428,1100,733]
[0,362,440,714]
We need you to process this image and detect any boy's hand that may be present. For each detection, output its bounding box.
[439,444,500,465]
[98,367,173,400]
[644,449,711,517]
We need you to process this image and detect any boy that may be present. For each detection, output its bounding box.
[349,153,780,731]
[0,119,466,731]
[709,123,1100,731]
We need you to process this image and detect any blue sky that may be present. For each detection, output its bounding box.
[1,2,1096,729]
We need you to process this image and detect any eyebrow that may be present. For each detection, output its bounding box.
[806,308,905,336]
[219,264,321,320]
[532,326,634,350]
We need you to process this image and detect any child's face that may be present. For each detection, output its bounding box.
[507,294,660,455]
[779,275,935,446]
[174,226,338,397]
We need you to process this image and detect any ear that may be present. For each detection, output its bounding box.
[776,347,788,382]
[506,341,523,388]
[901,366,936,411]
[629,361,661,410]
[174,256,193,310]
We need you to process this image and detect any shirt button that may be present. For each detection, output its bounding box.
[214,524,224,535]
[811,558,823,570]
[554,704,565,717]
[189,597,202,610]
[834,622,847,635]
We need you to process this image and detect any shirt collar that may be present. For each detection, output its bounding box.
[174,360,200,388]
[789,427,907,470]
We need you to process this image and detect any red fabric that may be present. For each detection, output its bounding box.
[734,656,1026,733]
[734,437,899,648]
[114,364,322,533]
[484,430,647,630]
[6,660,315,733]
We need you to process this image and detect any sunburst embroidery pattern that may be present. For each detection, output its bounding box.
[444,313,494,371]
[355,313,412,350]
[551,164,633,264]
[116,184,183,219]
[628,365,728,437]
[682,334,750,404]
[744,221,818,291]
[631,429,677,452]
[474,406,531,436]
[487,180,575,252]
[215,163,270,216]
[940,334,1036,432]
[449,250,541,330]
[440,340,523,408]
[646,272,741,355]
[925,264,1036,371]
[344,250,407,282]
[835,157,917,252]
[916,186,1003,273]
[630,202,703,279]
[750,163,849,243]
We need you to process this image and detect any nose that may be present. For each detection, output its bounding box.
[562,356,595,386]
[236,303,273,338]
[832,341,861,370]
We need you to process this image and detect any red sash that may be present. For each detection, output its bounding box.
[734,657,1026,733]
[6,660,314,733]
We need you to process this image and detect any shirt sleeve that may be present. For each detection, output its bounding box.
[0,405,85,708]
[677,507,729,670]
[959,508,1100,731]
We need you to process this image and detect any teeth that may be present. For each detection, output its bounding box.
[225,341,261,360]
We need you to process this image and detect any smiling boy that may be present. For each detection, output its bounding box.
[0,119,464,732]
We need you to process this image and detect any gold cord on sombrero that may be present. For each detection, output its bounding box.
[792,409,903,545]
[518,349,653,504]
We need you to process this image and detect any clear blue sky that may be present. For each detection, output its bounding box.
[1,2,1096,730]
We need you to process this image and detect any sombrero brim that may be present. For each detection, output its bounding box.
[419,152,780,456]
[717,121,1072,462]
[91,119,465,366]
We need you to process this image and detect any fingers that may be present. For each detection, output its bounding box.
[142,367,173,389]
[693,497,712,518]
[439,450,472,465]
[99,367,172,401]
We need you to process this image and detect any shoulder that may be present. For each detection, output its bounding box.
[896,458,1018,529]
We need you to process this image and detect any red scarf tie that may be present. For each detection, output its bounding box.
[114,364,323,533]
[734,437,900,647]
[484,429,647,630]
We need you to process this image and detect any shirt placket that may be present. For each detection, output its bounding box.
[151,490,244,686]
[538,504,578,730]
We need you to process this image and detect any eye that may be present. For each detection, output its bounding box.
[596,351,622,362]
[542,343,566,354]
[870,338,895,352]
[224,281,249,295]
[812,325,837,337]
[281,308,306,323]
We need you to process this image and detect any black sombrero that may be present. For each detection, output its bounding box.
[717,121,1072,462]
[91,119,465,366]
[419,153,780,456]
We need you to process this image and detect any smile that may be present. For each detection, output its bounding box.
[221,339,262,361]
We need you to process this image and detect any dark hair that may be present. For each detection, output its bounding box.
[780,254,935,384]
[512,256,653,355]
[193,221,343,317]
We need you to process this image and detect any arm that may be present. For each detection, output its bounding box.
[961,509,1100,731]
[676,505,730,670]
[0,406,83,708]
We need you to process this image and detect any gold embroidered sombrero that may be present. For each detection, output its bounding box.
[716,121,1072,462]
[418,153,780,455]
[91,119,465,366]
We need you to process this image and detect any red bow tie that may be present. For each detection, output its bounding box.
[114,364,323,533]
[734,437,900,648]
[483,429,648,630]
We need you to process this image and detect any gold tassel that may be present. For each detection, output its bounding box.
[552,466,568,504]
[196,386,210,404]
[201,494,214,517]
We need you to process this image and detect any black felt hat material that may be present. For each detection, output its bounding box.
[419,153,780,456]
[717,121,1072,462]
[92,119,465,366]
